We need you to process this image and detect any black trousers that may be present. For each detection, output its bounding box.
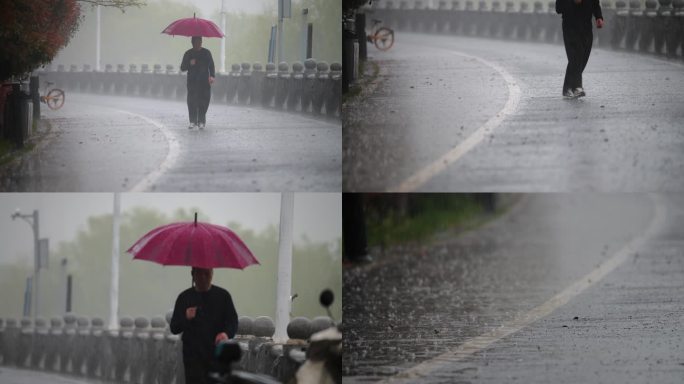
[187,83,211,124]
[184,358,209,384]
[562,20,593,93]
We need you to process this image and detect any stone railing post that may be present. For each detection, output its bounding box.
[17,318,33,368]
[129,316,150,384]
[226,63,241,104]
[32,318,48,370]
[86,317,105,379]
[287,62,304,112]
[161,311,182,384]
[44,317,62,372]
[113,316,134,382]
[71,316,90,376]
[262,63,277,108]
[301,59,318,114]
[237,62,252,105]
[250,63,265,106]
[275,62,291,109]
[313,62,330,115]
[144,316,166,384]
[2,319,19,366]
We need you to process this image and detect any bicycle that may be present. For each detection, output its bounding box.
[367,19,395,51]
[40,81,65,110]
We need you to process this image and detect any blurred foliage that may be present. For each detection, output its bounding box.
[0,206,341,323]
[52,0,340,70]
[362,194,497,247]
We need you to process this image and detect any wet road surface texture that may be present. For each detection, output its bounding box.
[343,34,684,192]
[0,366,105,384]
[1,94,340,191]
[343,194,684,383]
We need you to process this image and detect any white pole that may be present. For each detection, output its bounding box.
[96,5,101,71]
[109,192,120,330]
[220,0,226,73]
[274,192,294,343]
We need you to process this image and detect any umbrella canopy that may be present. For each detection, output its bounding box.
[161,13,224,38]
[127,213,259,269]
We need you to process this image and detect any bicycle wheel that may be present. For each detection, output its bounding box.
[374,27,395,51]
[46,89,65,110]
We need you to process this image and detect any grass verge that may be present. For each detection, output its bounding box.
[365,195,514,248]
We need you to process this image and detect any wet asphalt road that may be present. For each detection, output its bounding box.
[342,194,684,383]
[0,366,104,384]
[0,94,340,192]
[343,34,684,192]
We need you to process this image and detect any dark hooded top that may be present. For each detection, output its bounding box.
[170,285,238,362]
[180,47,215,87]
[556,0,603,26]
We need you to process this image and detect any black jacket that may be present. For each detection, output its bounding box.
[180,47,215,86]
[556,0,603,25]
[170,285,238,361]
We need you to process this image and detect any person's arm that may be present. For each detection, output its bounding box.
[207,50,215,78]
[170,293,188,335]
[593,0,604,26]
[223,292,238,339]
[180,51,190,72]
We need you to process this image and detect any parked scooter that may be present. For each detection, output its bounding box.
[288,290,342,384]
[209,339,280,384]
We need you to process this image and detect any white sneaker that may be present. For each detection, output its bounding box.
[188,123,195,129]
[198,122,205,129]
[563,89,576,99]
[574,87,586,97]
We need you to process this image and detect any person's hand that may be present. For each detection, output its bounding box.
[190,59,196,66]
[596,18,604,29]
[186,306,197,320]
[214,332,229,345]
[208,76,215,85]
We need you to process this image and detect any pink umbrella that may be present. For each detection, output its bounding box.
[161,13,224,38]
[127,213,259,269]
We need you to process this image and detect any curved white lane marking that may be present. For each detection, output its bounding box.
[112,110,180,192]
[379,194,667,382]
[390,51,522,192]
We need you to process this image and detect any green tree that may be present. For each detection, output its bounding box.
[0,206,342,323]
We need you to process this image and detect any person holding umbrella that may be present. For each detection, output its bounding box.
[556,0,603,99]
[171,267,237,384]
[128,213,260,384]
[162,14,224,129]
[181,36,215,129]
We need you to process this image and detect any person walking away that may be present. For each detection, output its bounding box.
[170,267,238,384]
[556,0,603,98]
[180,36,215,129]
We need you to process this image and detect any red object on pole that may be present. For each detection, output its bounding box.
[161,13,225,38]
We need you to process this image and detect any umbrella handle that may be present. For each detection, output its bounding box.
[194,212,197,226]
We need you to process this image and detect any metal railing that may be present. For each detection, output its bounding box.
[38,59,343,119]
[368,0,684,58]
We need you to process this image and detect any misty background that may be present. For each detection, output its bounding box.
[52,0,341,71]
[0,193,341,323]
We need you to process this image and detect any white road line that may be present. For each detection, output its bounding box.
[112,110,180,192]
[379,194,667,383]
[390,51,522,192]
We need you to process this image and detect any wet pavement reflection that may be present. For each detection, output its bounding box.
[343,194,657,381]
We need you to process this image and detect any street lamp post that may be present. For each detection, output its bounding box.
[11,209,40,321]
